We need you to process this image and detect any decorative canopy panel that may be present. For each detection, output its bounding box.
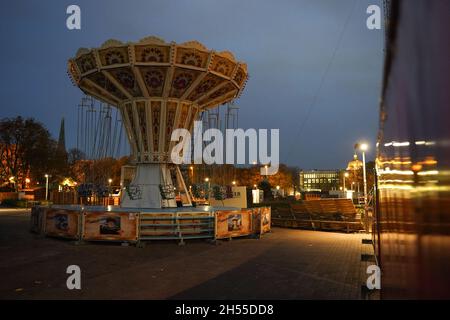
[68,36,248,109]
[68,36,248,164]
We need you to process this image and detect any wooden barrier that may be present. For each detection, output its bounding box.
[51,191,78,205]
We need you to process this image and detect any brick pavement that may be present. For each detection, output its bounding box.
[0,210,374,299]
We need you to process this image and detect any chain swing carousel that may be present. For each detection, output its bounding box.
[31,36,271,245]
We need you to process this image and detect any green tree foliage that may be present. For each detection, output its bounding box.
[258,179,273,201]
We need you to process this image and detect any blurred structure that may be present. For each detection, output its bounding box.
[375,0,450,298]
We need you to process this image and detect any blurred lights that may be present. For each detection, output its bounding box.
[359,143,368,151]
[379,169,414,175]
[393,141,410,147]
[378,184,413,190]
[384,140,436,147]
[417,170,439,176]
[419,159,438,165]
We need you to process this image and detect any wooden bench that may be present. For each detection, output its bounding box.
[271,199,363,233]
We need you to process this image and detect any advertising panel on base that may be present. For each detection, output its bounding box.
[215,209,253,239]
[82,211,139,242]
[44,208,80,239]
[260,207,271,234]
[30,206,45,234]
[252,207,271,235]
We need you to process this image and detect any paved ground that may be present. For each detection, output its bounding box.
[0,209,373,299]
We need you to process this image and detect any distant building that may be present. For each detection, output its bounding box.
[299,169,343,192]
[57,118,66,153]
[346,153,362,171]
[345,152,363,194]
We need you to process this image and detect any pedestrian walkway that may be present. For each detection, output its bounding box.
[0,210,373,299]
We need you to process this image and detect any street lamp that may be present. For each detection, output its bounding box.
[9,176,15,191]
[358,143,369,212]
[189,166,194,183]
[44,174,50,201]
[108,178,113,197]
[204,177,210,200]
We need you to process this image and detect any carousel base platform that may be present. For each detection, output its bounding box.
[30,204,271,245]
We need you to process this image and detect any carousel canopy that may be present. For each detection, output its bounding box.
[67,36,248,110]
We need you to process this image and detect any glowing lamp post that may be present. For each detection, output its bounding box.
[9,176,15,190]
[358,143,369,212]
[44,174,51,201]
[343,172,349,191]
[204,177,210,200]
[108,178,113,197]
[190,166,194,184]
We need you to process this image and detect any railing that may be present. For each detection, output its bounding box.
[139,212,215,245]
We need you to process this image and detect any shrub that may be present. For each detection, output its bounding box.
[0,199,27,207]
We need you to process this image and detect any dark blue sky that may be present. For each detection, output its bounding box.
[0,0,383,169]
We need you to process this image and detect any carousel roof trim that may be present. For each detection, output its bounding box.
[68,36,249,110]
